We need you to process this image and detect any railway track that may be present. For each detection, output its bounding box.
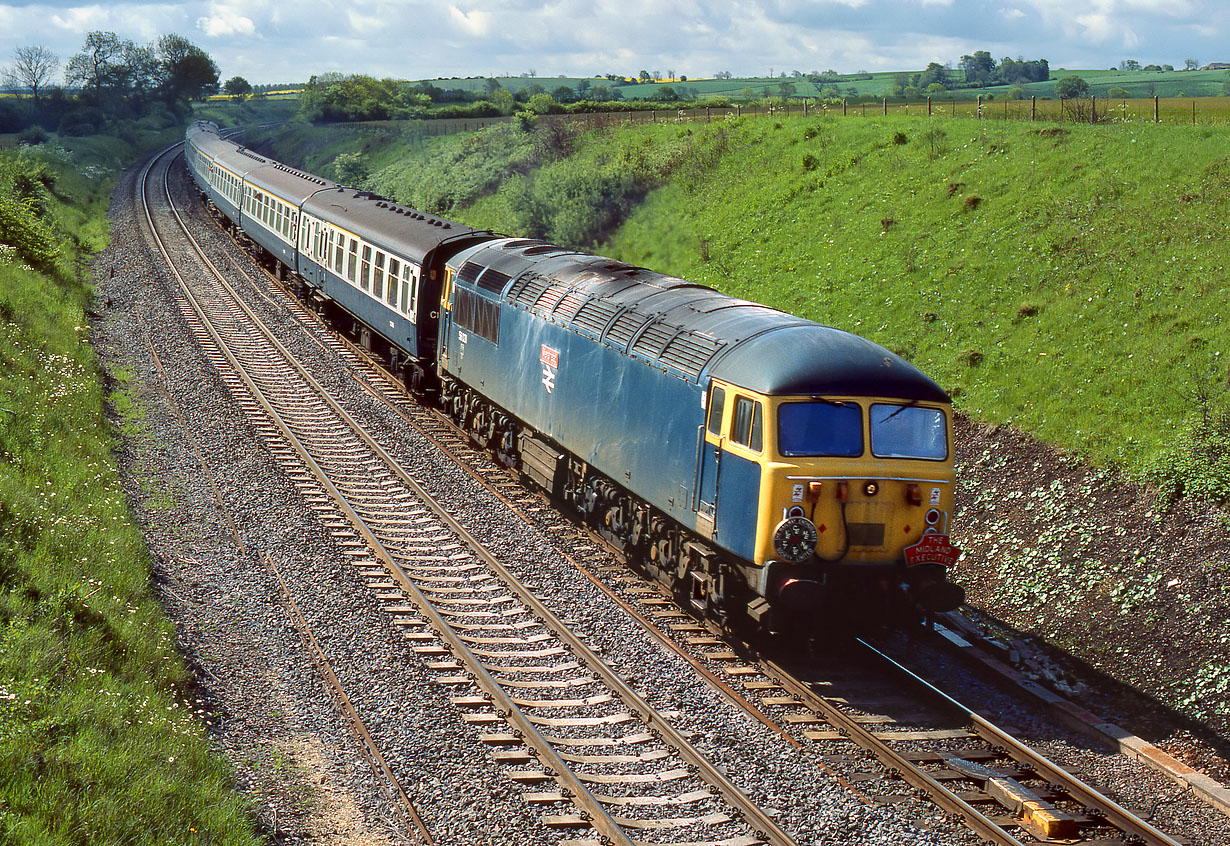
[141,137,1197,846]
[229,253,1189,846]
[140,142,809,846]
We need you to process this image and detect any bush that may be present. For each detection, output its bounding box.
[0,154,61,274]
[16,125,50,146]
[1150,410,1230,502]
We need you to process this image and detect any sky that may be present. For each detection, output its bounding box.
[1,0,1228,86]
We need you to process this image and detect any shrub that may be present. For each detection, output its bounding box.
[16,125,50,146]
[1150,409,1230,502]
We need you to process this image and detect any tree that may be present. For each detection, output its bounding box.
[1054,75,1089,98]
[1120,59,1141,71]
[657,85,678,101]
[64,31,126,95]
[959,50,996,86]
[1107,87,1130,99]
[224,76,252,100]
[916,62,949,90]
[526,92,555,114]
[4,45,59,101]
[638,70,650,82]
[156,34,219,104]
[1185,58,1199,71]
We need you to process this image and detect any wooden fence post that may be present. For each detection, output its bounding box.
[977,95,982,119]
[882,98,887,115]
[1031,96,1036,121]
[1091,95,1096,124]
[1193,100,1197,124]
[1154,96,1159,123]
[843,98,847,116]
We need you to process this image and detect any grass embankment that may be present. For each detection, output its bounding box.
[0,144,258,843]
[258,114,1229,499]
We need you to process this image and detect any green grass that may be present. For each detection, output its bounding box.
[602,116,1229,477]
[0,145,259,844]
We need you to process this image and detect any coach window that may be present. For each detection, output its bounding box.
[373,252,385,298]
[386,258,400,306]
[707,386,725,437]
[402,265,415,316]
[332,231,343,273]
[731,396,763,453]
[360,245,372,291]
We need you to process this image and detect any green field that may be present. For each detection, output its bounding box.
[418,66,1230,103]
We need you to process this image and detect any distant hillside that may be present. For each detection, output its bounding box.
[416,66,1230,102]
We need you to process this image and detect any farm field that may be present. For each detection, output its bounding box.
[419,66,1230,103]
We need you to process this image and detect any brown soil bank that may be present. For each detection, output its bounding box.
[951,415,1230,779]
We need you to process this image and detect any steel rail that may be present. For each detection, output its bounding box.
[858,638,1183,846]
[760,655,1027,846]
[157,147,802,846]
[136,145,435,845]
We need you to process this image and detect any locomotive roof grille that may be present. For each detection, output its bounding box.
[457,261,484,286]
[477,268,511,294]
[570,298,619,336]
[603,310,645,349]
[630,321,679,359]
[551,290,588,322]
[660,333,724,377]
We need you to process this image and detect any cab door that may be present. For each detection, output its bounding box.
[438,267,456,369]
[694,383,726,535]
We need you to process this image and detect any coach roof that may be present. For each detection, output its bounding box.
[300,188,485,263]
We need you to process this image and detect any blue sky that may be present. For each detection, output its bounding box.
[2,1,1227,85]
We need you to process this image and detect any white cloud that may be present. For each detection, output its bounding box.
[196,2,257,38]
[448,4,493,37]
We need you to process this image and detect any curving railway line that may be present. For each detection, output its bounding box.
[140,139,804,846]
[123,134,1209,846]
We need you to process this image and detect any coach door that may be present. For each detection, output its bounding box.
[694,382,725,536]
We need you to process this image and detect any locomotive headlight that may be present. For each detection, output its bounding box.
[863,481,878,497]
[774,516,819,563]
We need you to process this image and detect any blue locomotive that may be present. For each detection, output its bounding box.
[185,121,964,629]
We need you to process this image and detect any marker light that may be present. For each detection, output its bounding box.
[906,483,923,506]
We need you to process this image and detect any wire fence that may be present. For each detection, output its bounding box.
[335,95,1230,139]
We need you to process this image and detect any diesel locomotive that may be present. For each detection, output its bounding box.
[184,120,964,630]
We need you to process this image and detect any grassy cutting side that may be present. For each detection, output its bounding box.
[0,145,259,845]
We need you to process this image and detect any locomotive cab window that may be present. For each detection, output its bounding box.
[707,386,725,436]
[869,404,947,460]
[778,401,863,457]
[731,396,763,453]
